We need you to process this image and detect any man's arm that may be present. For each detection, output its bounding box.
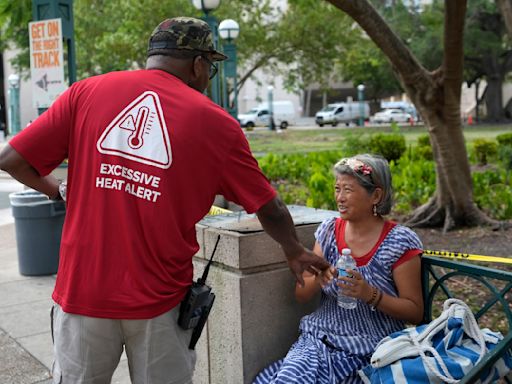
[256,197,332,286]
[0,144,60,199]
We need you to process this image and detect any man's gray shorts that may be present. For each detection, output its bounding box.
[51,303,196,384]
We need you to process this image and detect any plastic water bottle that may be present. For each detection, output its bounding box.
[337,248,357,309]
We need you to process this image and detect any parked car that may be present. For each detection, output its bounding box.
[381,101,419,121]
[315,102,369,127]
[370,108,412,124]
[238,101,296,129]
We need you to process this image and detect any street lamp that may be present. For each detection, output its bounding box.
[357,84,365,127]
[8,74,21,136]
[192,0,222,105]
[267,85,275,131]
[219,19,239,120]
[192,0,220,13]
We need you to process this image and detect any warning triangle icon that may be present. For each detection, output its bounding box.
[119,115,136,131]
[96,91,172,168]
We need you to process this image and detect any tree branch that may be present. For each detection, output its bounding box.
[237,57,269,95]
[497,0,512,41]
[443,0,467,84]
[235,47,296,94]
[324,0,428,87]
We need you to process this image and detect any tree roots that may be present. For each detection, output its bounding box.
[406,197,503,233]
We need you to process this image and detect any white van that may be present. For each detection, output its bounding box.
[238,101,296,129]
[315,102,370,127]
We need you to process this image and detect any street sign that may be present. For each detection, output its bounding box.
[29,18,67,109]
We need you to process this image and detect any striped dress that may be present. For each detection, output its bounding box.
[253,217,423,384]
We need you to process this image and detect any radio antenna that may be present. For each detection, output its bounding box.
[199,235,220,284]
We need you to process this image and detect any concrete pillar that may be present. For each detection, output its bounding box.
[192,206,337,384]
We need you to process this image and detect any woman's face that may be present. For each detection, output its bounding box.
[334,174,379,221]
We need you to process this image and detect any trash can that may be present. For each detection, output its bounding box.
[9,190,65,276]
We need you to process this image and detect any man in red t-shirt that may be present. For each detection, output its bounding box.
[0,17,331,383]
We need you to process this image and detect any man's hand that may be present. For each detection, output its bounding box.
[255,197,334,286]
[286,247,333,287]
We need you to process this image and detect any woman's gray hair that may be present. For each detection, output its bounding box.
[333,154,393,215]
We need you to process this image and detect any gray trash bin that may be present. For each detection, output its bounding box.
[9,190,65,276]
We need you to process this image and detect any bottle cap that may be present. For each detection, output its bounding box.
[341,248,351,255]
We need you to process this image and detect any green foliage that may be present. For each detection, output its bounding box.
[473,138,498,165]
[496,133,512,147]
[368,133,406,162]
[0,0,363,96]
[417,134,431,147]
[411,1,444,71]
[390,155,436,214]
[307,167,336,209]
[411,134,433,160]
[473,169,512,220]
[258,143,512,220]
[259,150,440,216]
[495,133,512,172]
[337,35,402,100]
[258,151,342,209]
[339,132,371,157]
[0,0,31,72]
[498,145,512,172]
[276,0,360,92]
[464,0,504,81]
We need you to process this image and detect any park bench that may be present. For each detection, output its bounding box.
[422,256,512,383]
[197,207,512,383]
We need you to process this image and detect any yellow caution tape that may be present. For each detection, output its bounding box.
[203,208,511,264]
[208,205,232,216]
[423,249,512,264]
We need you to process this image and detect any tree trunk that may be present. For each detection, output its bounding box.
[497,0,512,40]
[480,54,505,121]
[485,75,505,121]
[325,0,500,231]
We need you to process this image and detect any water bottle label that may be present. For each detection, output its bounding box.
[338,268,351,278]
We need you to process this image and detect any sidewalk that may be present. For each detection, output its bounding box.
[0,147,131,382]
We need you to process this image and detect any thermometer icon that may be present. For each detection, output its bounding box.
[128,107,149,149]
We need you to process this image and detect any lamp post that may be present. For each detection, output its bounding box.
[267,86,275,131]
[8,74,21,136]
[357,84,365,127]
[192,0,221,105]
[218,19,239,120]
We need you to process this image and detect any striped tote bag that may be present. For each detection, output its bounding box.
[358,299,512,383]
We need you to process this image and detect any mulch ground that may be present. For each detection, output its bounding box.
[411,225,512,337]
[414,226,512,259]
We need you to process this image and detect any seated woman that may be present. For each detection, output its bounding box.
[253,154,424,384]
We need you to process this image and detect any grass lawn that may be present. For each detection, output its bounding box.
[246,123,512,155]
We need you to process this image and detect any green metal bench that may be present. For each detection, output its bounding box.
[422,255,512,383]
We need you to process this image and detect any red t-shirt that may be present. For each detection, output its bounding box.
[10,69,276,319]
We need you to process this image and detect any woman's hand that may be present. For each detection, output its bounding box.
[313,266,336,288]
[295,242,335,303]
[337,269,373,303]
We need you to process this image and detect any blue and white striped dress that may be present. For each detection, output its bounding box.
[253,217,423,384]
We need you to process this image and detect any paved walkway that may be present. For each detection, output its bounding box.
[0,141,131,383]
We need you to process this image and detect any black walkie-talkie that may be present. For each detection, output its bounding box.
[178,235,220,350]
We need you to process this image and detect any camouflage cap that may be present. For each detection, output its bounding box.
[148,17,227,61]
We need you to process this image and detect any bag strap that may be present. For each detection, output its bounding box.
[410,298,487,383]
